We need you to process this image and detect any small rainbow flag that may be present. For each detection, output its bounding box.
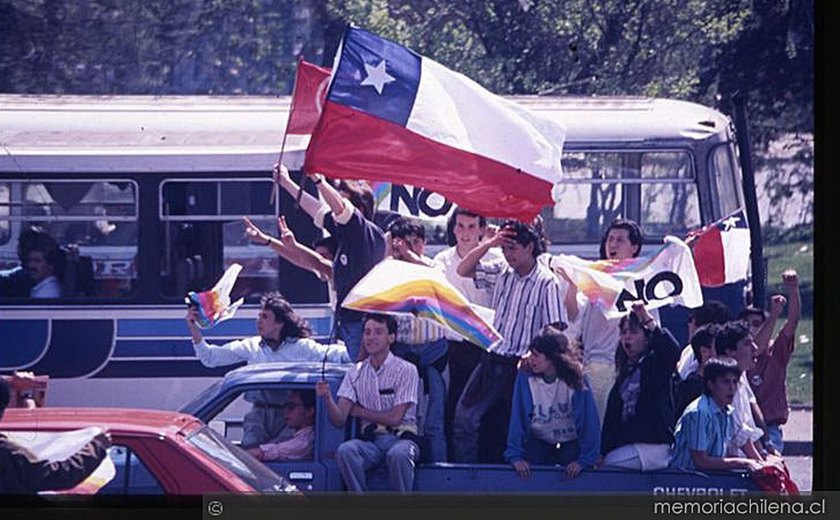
[342,258,502,349]
[185,263,245,329]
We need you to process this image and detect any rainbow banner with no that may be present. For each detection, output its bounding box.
[549,236,703,318]
[342,258,502,349]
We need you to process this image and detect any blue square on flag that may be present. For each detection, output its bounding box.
[717,209,748,231]
[328,26,421,127]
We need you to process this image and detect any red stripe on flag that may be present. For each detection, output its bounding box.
[305,101,553,221]
[691,225,726,287]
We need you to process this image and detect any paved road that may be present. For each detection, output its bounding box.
[783,408,812,492]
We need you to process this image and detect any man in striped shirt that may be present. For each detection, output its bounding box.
[453,220,568,463]
[317,314,420,493]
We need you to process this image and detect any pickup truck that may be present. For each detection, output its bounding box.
[179,362,760,495]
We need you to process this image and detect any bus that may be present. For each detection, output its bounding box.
[0,94,759,410]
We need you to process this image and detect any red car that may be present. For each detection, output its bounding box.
[1,407,297,495]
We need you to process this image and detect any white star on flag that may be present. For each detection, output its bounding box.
[360,59,395,94]
[721,216,740,231]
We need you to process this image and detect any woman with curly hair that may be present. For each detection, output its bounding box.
[600,302,680,471]
[504,326,600,479]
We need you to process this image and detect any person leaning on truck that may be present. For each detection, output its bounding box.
[0,379,111,494]
[316,313,421,493]
[186,291,350,449]
[670,358,770,473]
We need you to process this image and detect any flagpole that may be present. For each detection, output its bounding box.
[270,56,304,207]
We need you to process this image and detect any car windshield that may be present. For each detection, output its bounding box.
[186,425,297,494]
[179,379,223,416]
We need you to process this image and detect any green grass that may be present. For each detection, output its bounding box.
[786,317,812,406]
[763,240,813,406]
[764,241,813,288]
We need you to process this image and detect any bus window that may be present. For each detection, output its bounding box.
[0,183,9,246]
[547,150,699,246]
[639,151,700,236]
[0,179,138,299]
[159,178,279,300]
[710,144,743,218]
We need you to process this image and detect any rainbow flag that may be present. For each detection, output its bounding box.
[342,258,502,349]
[185,263,245,329]
[550,236,703,318]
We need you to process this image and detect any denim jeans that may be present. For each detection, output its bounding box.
[338,318,363,362]
[765,424,784,454]
[452,352,518,463]
[393,340,448,463]
[525,437,581,466]
[335,433,419,493]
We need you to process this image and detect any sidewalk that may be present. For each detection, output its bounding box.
[782,407,812,456]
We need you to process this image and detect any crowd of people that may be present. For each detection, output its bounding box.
[181,165,803,494]
[0,164,803,495]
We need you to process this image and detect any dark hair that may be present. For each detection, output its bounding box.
[529,326,584,390]
[446,207,486,246]
[313,236,337,258]
[690,323,719,363]
[615,311,654,374]
[714,321,751,357]
[737,306,769,322]
[387,216,426,242]
[599,219,643,260]
[362,313,397,335]
[290,390,316,411]
[335,180,375,221]
[0,378,10,418]
[690,301,732,327]
[702,357,742,395]
[500,220,540,258]
[531,214,548,256]
[20,226,62,269]
[260,291,312,345]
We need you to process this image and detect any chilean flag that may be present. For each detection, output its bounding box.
[686,209,751,287]
[304,26,565,222]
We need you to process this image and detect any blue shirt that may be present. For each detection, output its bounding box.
[670,394,734,470]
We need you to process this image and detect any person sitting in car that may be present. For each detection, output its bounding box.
[247,390,316,462]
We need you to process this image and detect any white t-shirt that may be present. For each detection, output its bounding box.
[30,276,61,298]
[728,371,763,456]
[527,377,578,444]
[433,246,506,308]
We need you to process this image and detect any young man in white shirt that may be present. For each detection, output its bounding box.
[317,314,420,493]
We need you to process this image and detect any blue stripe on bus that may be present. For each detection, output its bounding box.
[92,360,242,378]
[0,320,49,368]
[116,317,333,337]
[113,340,197,358]
[113,335,338,358]
[117,319,255,337]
